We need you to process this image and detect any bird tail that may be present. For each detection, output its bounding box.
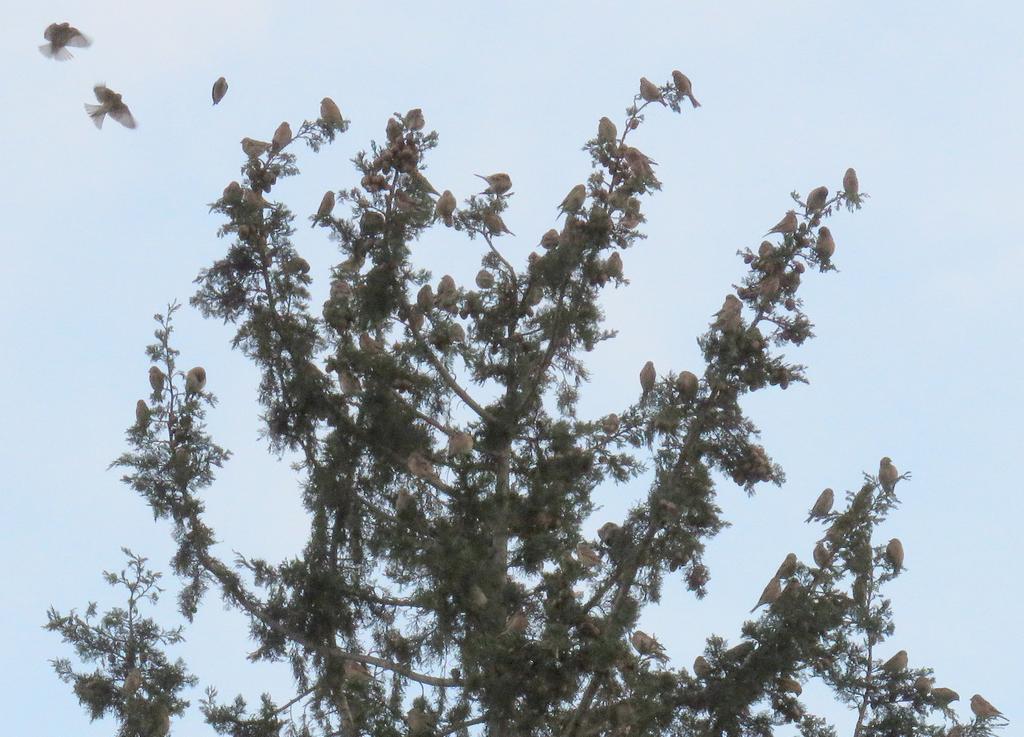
[84,103,105,128]
[39,43,73,61]
[690,96,702,109]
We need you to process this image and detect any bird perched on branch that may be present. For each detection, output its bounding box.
[639,77,665,105]
[712,295,743,333]
[598,116,617,143]
[185,367,207,394]
[40,22,90,60]
[764,210,797,237]
[880,649,908,674]
[774,553,798,579]
[85,85,136,129]
[806,186,828,213]
[970,694,1005,719]
[806,488,834,522]
[672,70,701,108]
[879,457,899,492]
[559,184,587,216]
[320,97,344,128]
[630,631,668,661]
[886,538,904,571]
[751,576,782,612]
[211,76,228,105]
[476,172,512,196]
[149,366,165,394]
[639,361,656,396]
[844,167,860,199]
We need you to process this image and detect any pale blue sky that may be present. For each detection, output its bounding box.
[1,1,1021,734]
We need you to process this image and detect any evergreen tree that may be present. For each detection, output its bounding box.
[48,74,1008,737]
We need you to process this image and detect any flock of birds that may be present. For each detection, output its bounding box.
[40,21,229,129]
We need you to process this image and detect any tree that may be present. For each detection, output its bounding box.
[48,73,1007,737]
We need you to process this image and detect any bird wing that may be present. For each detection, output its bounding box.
[66,31,91,47]
[39,43,74,60]
[109,105,137,129]
[94,84,113,102]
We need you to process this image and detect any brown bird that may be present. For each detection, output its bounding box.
[241,137,270,158]
[315,191,335,224]
[970,694,1005,719]
[271,121,292,152]
[639,77,665,105]
[343,660,373,683]
[40,22,90,61]
[123,667,142,696]
[406,706,431,735]
[405,108,426,131]
[712,294,743,333]
[879,457,899,493]
[598,116,618,143]
[339,371,362,395]
[807,488,834,522]
[880,650,908,674]
[320,97,344,128]
[407,452,436,480]
[576,543,602,568]
[475,269,495,289]
[448,432,474,456]
[816,226,836,260]
[135,400,150,428]
[435,190,456,224]
[211,76,228,105]
[622,146,657,177]
[630,631,668,661]
[476,172,512,195]
[693,655,712,678]
[559,184,587,215]
[85,84,136,129]
[540,228,560,249]
[606,251,624,279]
[812,541,832,569]
[751,576,782,612]
[597,521,621,544]
[779,677,803,695]
[886,538,904,571]
[914,676,935,694]
[672,70,701,108]
[503,611,529,636]
[482,211,514,236]
[764,210,798,237]
[639,361,656,395]
[185,366,207,394]
[774,553,798,579]
[222,181,243,203]
[843,167,860,199]
[806,186,829,213]
[931,687,959,707]
[148,366,165,394]
[409,170,440,196]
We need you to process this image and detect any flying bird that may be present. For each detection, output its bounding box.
[40,22,90,61]
[211,76,228,105]
[85,85,136,129]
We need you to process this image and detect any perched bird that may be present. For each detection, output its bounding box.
[639,77,665,105]
[914,676,935,694]
[559,184,587,216]
[630,631,668,661]
[435,190,456,225]
[211,76,228,105]
[123,667,142,696]
[930,687,960,708]
[751,577,782,612]
[880,650,908,674]
[886,538,905,571]
[343,660,373,683]
[448,432,474,456]
[946,727,964,737]
[597,521,621,544]
[639,361,656,396]
[816,226,836,260]
[482,211,514,236]
[339,371,362,395]
[320,97,344,128]
[712,294,743,333]
[598,116,617,143]
[503,611,529,636]
[40,22,90,61]
[406,706,431,735]
[724,641,755,661]
[622,146,657,177]
[807,488,834,522]
[149,366,165,394]
[693,655,712,678]
[222,181,243,203]
[405,108,425,131]
[879,457,899,493]
[475,269,495,289]
[774,553,798,579]
[407,452,436,480]
[970,694,1005,719]
[540,229,560,249]
[576,543,601,568]
[764,210,798,237]
[779,677,803,695]
[185,366,207,394]
[672,70,701,108]
[676,371,699,399]
[241,137,270,158]
[135,400,150,428]
[85,84,136,129]
[812,541,832,569]
[806,186,829,213]
[271,121,292,152]
[409,170,440,196]
[843,167,860,199]
[315,191,335,224]
[476,172,512,196]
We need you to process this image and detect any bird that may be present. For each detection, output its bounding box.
[241,137,270,159]
[559,184,587,216]
[135,400,150,428]
[339,371,362,396]
[751,576,782,612]
[321,97,344,128]
[598,116,617,143]
[764,210,798,237]
[630,631,668,661]
[879,457,899,492]
[435,190,456,225]
[405,108,425,131]
[639,361,656,396]
[211,76,228,105]
[816,226,836,260]
[40,22,90,60]
[576,543,602,568]
[639,77,665,105]
[712,294,743,333]
[806,186,829,213]
[843,168,860,199]
[693,655,712,678]
[806,488,834,522]
[311,191,335,227]
[222,181,243,203]
[779,677,802,695]
[970,694,1005,719]
[271,122,292,152]
[540,229,560,249]
[676,371,699,399]
[85,85,136,129]
[622,146,657,177]
[475,270,495,289]
[812,541,832,569]
[343,660,373,683]
[409,170,440,196]
[185,367,207,394]
[476,173,512,196]
[774,553,798,579]
[149,366,165,394]
[931,687,959,708]
[468,584,488,609]
[914,676,935,694]
[503,611,529,636]
[886,538,904,571]
[880,650,908,674]
[123,667,142,696]
[407,452,436,480]
[406,706,431,735]
[482,211,514,236]
[672,70,701,108]
[448,432,474,456]
[597,521,621,544]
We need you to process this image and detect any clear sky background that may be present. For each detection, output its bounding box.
[1,1,1021,734]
